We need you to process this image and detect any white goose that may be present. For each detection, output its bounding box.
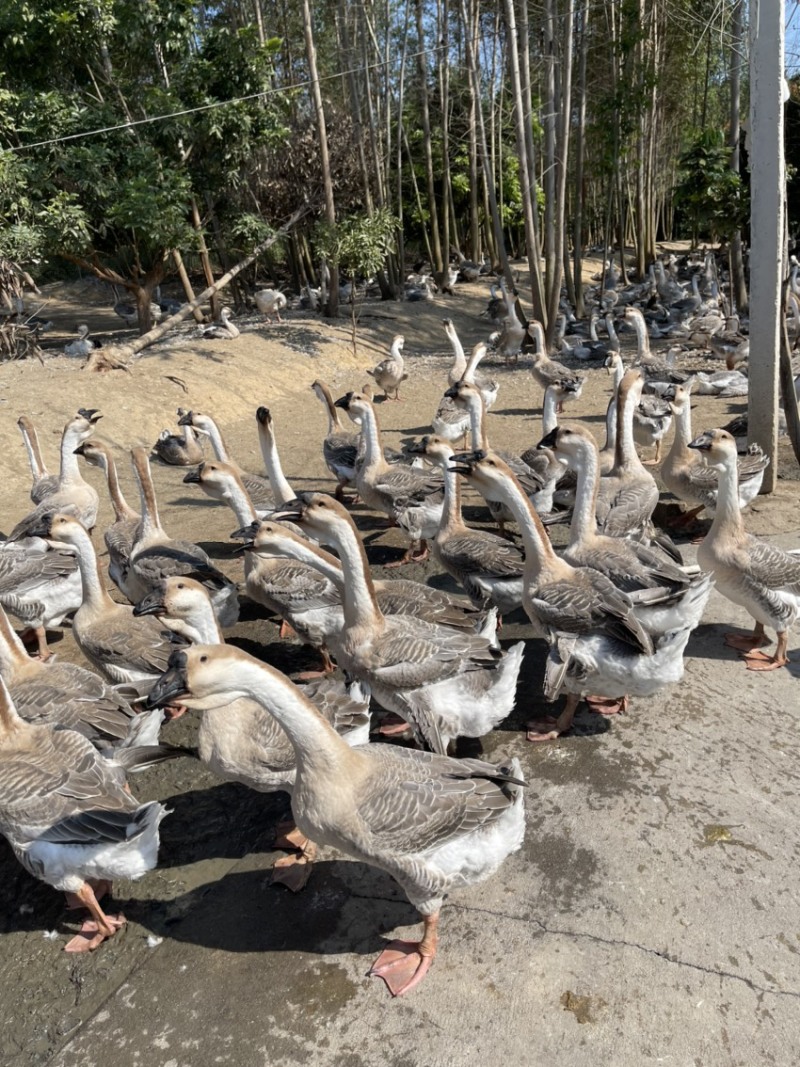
[0,675,167,953]
[366,334,407,401]
[177,410,274,510]
[254,289,288,323]
[17,415,58,504]
[147,644,524,996]
[0,545,82,660]
[689,428,800,671]
[270,493,524,754]
[198,307,239,339]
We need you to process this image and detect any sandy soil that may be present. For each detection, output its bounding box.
[0,260,798,1066]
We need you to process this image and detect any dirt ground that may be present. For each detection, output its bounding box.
[0,260,799,1066]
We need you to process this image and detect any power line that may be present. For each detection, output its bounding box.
[2,44,446,155]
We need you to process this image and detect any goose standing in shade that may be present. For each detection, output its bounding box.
[25,514,185,691]
[366,335,407,401]
[74,439,142,601]
[662,385,768,530]
[405,436,524,618]
[17,416,58,504]
[336,391,443,566]
[129,447,239,626]
[271,494,524,754]
[0,675,167,953]
[254,289,288,323]
[689,429,800,670]
[148,644,525,996]
[452,452,698,739]
[595,370,659,539]
[152,410,204,466]
[10,410,103,540]
[177,410,274,509]
[311,380,359,501]
[64,325,97,359]
[134,576,369,890]
[528,322,585,402]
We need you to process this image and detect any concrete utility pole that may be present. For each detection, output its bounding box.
[747,0,785,492]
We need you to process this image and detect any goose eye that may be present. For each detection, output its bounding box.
[200,655,208,663]
[177,583,184,589]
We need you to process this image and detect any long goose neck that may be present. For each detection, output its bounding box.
[175,603,223,645]
[542,388,559,436]
[466,394,489,451]
[317,385,344,433]
[327,519,383,631]
[446,326,467,381]
[221,473,259,526]
[707,452,744,537]
[602,396,617,454]
[357,404,387,474]
[104,452,138,522]
[606,316,620,348]
[495,469,562,582]
[614,385,640,471]
[463,344,487,385]
[59,423,85,484]
[72,525,116,611]
[0,679,24,738]
[568,444,600,547]
[182,424,198,449]
[258,421,295,506]
[202,419,230,462]
[230,658,354,776]
[132,451,165,542]
[436,455,464,534]
[268,534,345,588]
[19,420,47,479]
[669,401,692,457]
[631,312,651,360]
[0,606,31,673]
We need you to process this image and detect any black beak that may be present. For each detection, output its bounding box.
[404,437,429,456]
[146,653,190,708]
[256,406,271,425]
[133,591,166,617]
[177,410,194,427]
[16,518,52,541]
[443,385,459,401]
[183,466,203,484]
[231,521,260,542]
[77,408,102,423]
[271,497,306,522]
[73,443,88,456]
[334,392,353,411]
[688,433,712,452]
[538,427,558,450]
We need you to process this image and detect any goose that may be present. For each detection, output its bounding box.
[311,380,359,501]
[0,604,165,755]
[17,415,59,503]
[64,325,97,359]
[624,307,688,389]
[0,675,167,953]
[405,436,524,618]
[661,385,769,530]
[539,424,712,639]
[433,264,459,294]
[133,576,369,890]
[151,410,204,466]
[73,439,141,602]
[128,448,239,627]
[595,370,659,539]
[177,410,273,510]
[451,451,700,738]
[444,380,563,529]
[198,307,239,339]
[688,369,749,398]
[270,494,524,755]
[154,286,182,316]
[9,409,103,541]
[335,391,443,566]
[528,322,585,401]
[26,513,185,690]
[0,542,82,659]
[254,288,288,323]
[113,292,162,328]
[454,250,482,283]
[633,393,673,465]
[366,334,407,401]
[689,429,800,671]
[404,275,434,302]
[148,644,524,996]
[253,405,298,510]
[433,337,500,445]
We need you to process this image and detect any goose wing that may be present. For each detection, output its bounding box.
[529,572,652,653]
[596,479,658,536]
[441,531,525,579]
[370,620,499,688]
[89,614,185,677]
[10,665,135,743]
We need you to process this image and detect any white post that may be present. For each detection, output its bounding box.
[747,0,785,491]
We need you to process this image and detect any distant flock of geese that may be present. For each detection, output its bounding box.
[0,258,798,998]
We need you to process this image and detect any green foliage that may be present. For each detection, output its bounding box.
[313,209,399,280]
[673,129,748,241]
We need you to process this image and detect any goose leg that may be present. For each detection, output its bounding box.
[742,630,790,671]
[64,882,126,953]
[526,694,580,742]
[271,823,317,892]
[278,619,296,640]
[294,647,336,681]
[369,912,439,997]
[724,622,769,652]
[21,626,52,661]
[385,540,430,567]
[585,693,629,715]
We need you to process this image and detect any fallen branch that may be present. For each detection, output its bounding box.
[85,204,310,371]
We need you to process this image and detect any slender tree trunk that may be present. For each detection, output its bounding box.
[172,250,205,324]
[572,0,589,316]
[191,198,221,320]
[545,0,574,345]
[302,0,339,317]
[729,0,748,313]
[415,0,442,272]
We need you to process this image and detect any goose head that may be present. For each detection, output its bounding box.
[687,428,738,470]
[73,438,111,471]
[177,410,215,437]
[334,390,372,426]
[147,645,248,712]
[404,434,454,468]
[668,384,692,416]
[448,450,513,504]
[182,459,241,502]
[443,379,481,409]
[271,492,350,548]
[133,576,212,638]
[20,511,86,544]
[536,423,594,470]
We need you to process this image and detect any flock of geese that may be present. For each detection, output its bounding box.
[1,260,799,998]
